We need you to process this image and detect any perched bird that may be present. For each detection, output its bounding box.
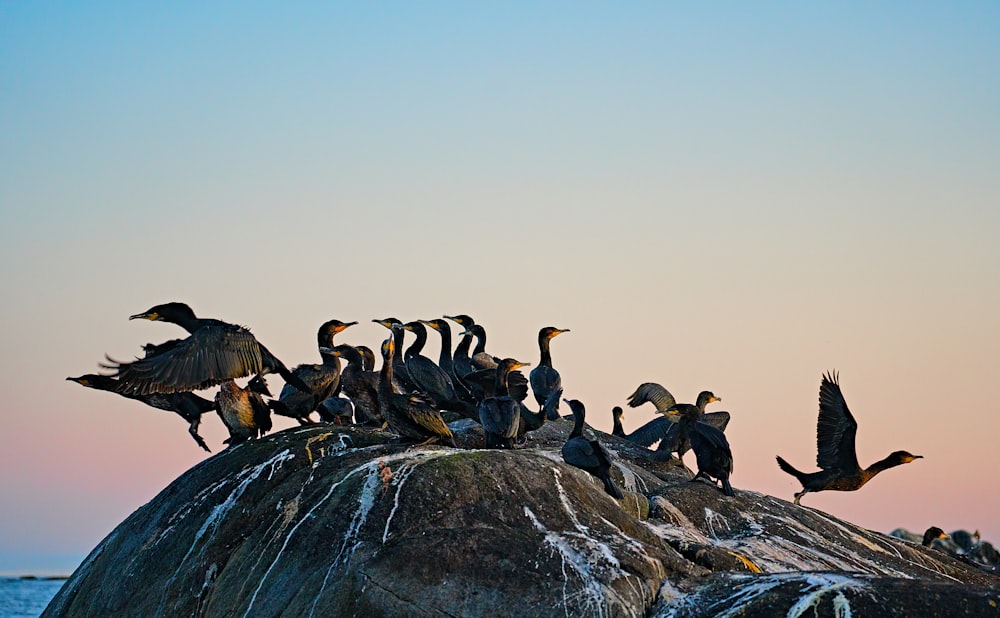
[270,319,356,424]
[372,318,417,393]
[664,402,735,496]
[466,324,499,371]
[318,396,354,425]
[776,371,922,505]
[377,335,455,447]
[479,358,531,449]
[422,318,475,404]
[104,302,309,396]
[516,387,563,445]
[923,527,949,547]
[324,344,382,426]
[529,326,569,420]
[443,315,477,379]
[401,321,477,420]
[611,406,674,448]
[561,399,623,499]
[66,374,215,452]
[215,375,273,446]
[652,391,727,462]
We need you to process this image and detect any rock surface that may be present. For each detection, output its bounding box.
[44,419,999,617]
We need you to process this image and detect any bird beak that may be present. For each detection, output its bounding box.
[129,311,157,321]
[713,396,722,403]
[338,321,358,331]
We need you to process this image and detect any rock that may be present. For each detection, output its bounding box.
[44,420,999,617]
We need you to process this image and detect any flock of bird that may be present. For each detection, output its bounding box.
[69,302,925,507]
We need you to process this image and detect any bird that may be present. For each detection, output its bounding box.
[479,358,531,448]
[923,527,949,547]
[529,326,569,419]
[269,319,356,424]
[421,318,475,404]
[466,324,499,371]
[516,387,563,445]
[66,374,215,452]
[103,302,310,396]
[443,315,477,379]
[627,382,678,413]
[652,391,728,462]
[215,375,273,446]
[776,371,922,505]
[561,399,624,499]
[376,335,455,447]
[664,402,735,496]
[400,321,477,420]
[372,318,418,393]
[610,406,674,448]
[324,344,382,426]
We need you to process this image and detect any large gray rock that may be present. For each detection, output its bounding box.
[44,420,999,617]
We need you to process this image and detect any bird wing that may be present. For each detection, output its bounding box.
[110,325,263,395]
[562,436,601,469]
[626,416,674,447]
[815,371,860,472]
[251,392,273,433]
[479,398,520,438]
[507,369,530,402]
[529,366,562,405]
[701,411,731,432]
[627,382,676,411]
[405,397,454,439]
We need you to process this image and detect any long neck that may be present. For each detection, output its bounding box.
[472,326,487,355]
[174,314,206,334]
[379,352,395,395]
[405,325,426,359]
[538,335,553,367]
[570,409,585,438]
[454,333,472,361]
[864,454,906,477]
[612,412,624,436]
[494,363,512,397]
[435,324,453,371]
[392,329,405,364]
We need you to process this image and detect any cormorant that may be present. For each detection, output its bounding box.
[561,399,624,499]
[516,387,563,445]
[664,402,735,496]
[529,326,569,420]
[422,318,475,404]
[479,358,530,448]
[400,321,477,420]
[443,315,476,378]
[215,375,273,446]
[377,335,455,447]
[466,324,499,371]
[372,318,417,393]
[652,392,727,462]
[104,302,310,396]
[270,319,356,425]
[627,382,678,412]
[776,371,922,505]
[923,527,949,547]
[318,396,354,425]
[323,344,382,426]
[67,374,215,452]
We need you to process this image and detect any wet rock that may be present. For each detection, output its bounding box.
[44,420,998,617]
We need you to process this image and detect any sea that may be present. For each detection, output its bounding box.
[0,577,65,618]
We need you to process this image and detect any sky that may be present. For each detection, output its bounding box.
[1,3,998,576]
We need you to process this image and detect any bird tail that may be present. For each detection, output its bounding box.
[543,388,563,421]
[775,456,806,481]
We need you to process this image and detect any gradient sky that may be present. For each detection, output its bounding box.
[2,3,998,575]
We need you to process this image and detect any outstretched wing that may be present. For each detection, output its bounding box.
[108,325,263,395]
[627,382,676,411]
[625,416,674,447]
[701,411,731,433]
[815,371,859,472]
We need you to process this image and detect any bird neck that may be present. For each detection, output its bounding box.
[174,314,207,334]
[538,337,553,367]
[472,327,487,355]
[494,363,514,397]
[454,333,472,360]
[392,329,405,363]
[434,326,453,371]
[404,326,426,359]
[612,413,624,436]
[379,354,395,394]
[570,410,585,438]
[865,454,906,477]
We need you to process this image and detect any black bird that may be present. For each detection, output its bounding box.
[651,391,727,462]
[324,344,382,426]
[665,402,735,496]
[215,375,273,446]
[67,374,215,452]
[479,358,531,449]
[443,315,477,378]
[318,396,354,425]
[377,335,455,447]
[372,318,418,393]
[529,326,569,419]
[400,321,477,420]
[270,319,356,424]
[561,399,623,499]
[776,371,922,505]
[923,527,949,547]
[627,382,678,413]
[422,318,475,404]
[466,324,499,371]
[611,406,674,448]
[104,302,310,396]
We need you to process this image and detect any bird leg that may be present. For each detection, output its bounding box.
[793,490,806,505]
[187,419,211,453]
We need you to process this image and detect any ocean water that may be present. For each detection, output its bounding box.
[0,577,65,618]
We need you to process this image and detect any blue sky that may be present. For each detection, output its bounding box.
[1,3,998,575]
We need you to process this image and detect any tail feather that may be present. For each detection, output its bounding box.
[601,474,624,500]
[721,478,735,497]
[775,455,805,481]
